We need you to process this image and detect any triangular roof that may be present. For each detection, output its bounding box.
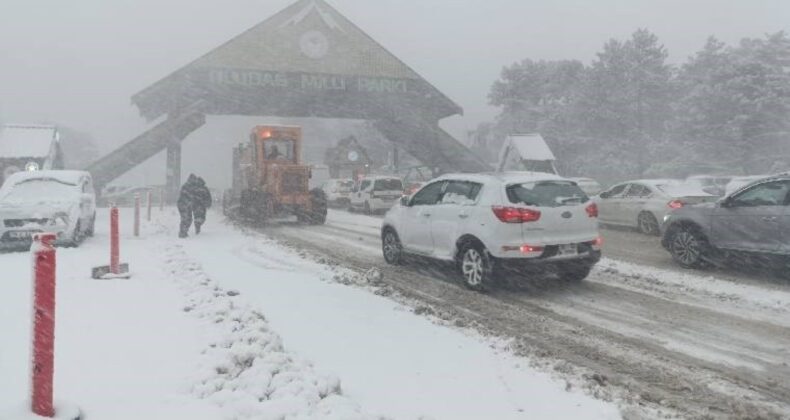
[499,134,556,163]
[0,124,59,159]
[133,0,461,120]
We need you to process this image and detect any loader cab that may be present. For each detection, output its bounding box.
[252,126,301,166]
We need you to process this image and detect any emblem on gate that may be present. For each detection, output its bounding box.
[561,211,573,219]
[300,31,329,59]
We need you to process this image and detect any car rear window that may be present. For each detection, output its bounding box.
[506,181,589,207]
[374,179,402,191]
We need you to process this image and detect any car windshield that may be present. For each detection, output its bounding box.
[507,180,589,207]
[1,179,77,204]
[374,179,402,191]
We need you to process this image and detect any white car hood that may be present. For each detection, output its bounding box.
[0,201,74,220]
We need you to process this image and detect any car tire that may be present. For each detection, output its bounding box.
[668,226,708,269]
[637,211,660,236]
[557,261,594,282]
[67,222,84,247]
[86,213,96,237]
[382,228,403,265]
[457,241,495,291]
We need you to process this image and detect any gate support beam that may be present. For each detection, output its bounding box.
[166,140,182,204]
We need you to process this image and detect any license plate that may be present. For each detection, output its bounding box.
[8,231,33,239]
[558,244,578,256]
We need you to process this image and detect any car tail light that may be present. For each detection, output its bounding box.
[667,200,684,209]
[591,236,603,250]
[585,203,598,218]
[520,245,544,254]
[492,206,541,223]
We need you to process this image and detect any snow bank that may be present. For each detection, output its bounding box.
[160,242,373,420]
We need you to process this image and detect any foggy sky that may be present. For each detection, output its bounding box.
[1,0,788,181]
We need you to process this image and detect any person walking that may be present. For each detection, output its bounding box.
[193,176,212,234]
[177,174,212,238]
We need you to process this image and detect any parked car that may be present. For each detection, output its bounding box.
[403,181,426,197]
[567,177,603,196]
[595,179,716,235]
[321,178,354,207]
[724,175,771,197]
[662,174,790,273]
[381,173,602,290]
[349,176,404,214]
[0,170,96,248]
[684,175,733,197]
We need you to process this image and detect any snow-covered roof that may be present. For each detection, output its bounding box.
[2,170,89,187]
[502,134,556,161]
[0,124,59,159]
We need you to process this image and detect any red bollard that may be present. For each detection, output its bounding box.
[133,194,140,237]
[91,206,129,279]
[31,233,57,417]
[111,206,120,274]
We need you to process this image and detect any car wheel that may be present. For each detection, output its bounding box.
[557,261,594,282]
[458,242,495,291]
[637,211,660,236]
[86,213,96,237]
[669,227,708,269]
[68,222,84,247]
[382,228,403,265]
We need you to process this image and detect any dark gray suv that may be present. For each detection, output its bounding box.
[661,175,790,273]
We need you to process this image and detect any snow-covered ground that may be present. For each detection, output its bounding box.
[0,208,621,419]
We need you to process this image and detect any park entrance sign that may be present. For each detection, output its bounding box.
[86,0,490,198]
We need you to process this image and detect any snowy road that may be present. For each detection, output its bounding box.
[258,209,790,419]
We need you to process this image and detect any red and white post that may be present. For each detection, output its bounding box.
[111,206,120,274]
[133,194,140,237]
[146,190,152,222]
[30,233,57,417]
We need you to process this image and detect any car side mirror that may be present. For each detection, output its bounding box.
[400,196,411,207]
[599,192,610,199]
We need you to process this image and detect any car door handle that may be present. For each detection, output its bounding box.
[422,213,431,217]
[458,214,469,219]
[762,216,778,221]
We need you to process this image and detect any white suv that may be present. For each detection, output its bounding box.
[381,173,602,290]
[349,176,404,214]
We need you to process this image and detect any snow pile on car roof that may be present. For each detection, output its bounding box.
[162,244,373,419]
[2,170,87,187]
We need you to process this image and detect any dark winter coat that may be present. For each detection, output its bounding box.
[177,175,212,210]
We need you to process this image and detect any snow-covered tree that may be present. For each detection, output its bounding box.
[671,32,790,174]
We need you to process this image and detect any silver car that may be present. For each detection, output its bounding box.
[595,180,715,235]
[662,174,790,272]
